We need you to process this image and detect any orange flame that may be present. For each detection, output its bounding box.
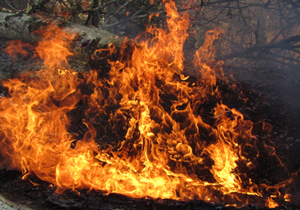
[0,1,290,208]
[34,23,76,70]
[3,40,32,61]
[266,197,279,209]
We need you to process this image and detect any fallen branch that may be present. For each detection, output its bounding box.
[0,12,122,47]
[0,12,43,43]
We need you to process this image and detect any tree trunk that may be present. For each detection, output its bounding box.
[0,12,121,47]
[0,12,43,43]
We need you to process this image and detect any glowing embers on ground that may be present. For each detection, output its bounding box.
[0,1,293,209]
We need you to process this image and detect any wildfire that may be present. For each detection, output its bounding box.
[0,0,293,208]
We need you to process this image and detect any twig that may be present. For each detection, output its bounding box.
[4,0,18,11]
[103,0,131,26]
[83,0,118,13]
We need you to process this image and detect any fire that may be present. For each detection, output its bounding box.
[266,198,279,209]
[3,40,32,61]
[0,0,292,208]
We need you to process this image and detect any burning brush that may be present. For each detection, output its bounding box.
[0,0,298,209]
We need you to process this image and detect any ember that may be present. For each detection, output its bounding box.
[0,0,298,209]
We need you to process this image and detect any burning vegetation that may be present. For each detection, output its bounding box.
[0,1,298,209]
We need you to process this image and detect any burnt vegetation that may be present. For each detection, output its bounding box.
[0,0,300,210]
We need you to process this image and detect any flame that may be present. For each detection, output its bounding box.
[34,23,76,70]
[0,1,291,208]
[3,40,32,61]
[266,197,279,209]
